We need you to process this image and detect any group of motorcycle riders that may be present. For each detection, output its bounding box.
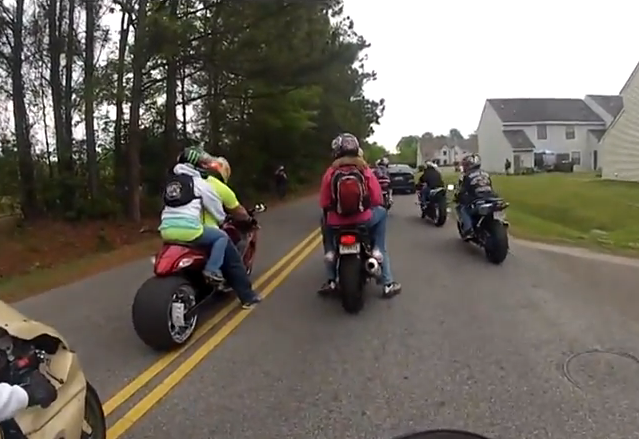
[0,132,498,424]
[157,131,497,305]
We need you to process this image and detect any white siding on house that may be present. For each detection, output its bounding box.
[601,65,639,181]
[477,102,512,173]
[512,124,595,171]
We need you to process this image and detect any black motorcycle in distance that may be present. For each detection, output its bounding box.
[417,183,449,227]
[453,192,510,265]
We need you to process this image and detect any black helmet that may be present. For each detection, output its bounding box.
[176,147,213,177]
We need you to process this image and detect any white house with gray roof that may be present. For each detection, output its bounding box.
[476,96,621,173]
[600,61,639,181]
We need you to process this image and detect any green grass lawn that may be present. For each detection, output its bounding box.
[445,172,639,255]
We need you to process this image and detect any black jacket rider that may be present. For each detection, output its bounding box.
[456,168,497,205]
[419,166,444,189]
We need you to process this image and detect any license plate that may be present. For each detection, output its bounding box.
[171,303,186,327]
[494,211,506,221]
[339,243,361,254]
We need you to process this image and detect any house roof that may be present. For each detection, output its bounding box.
[585,95,624,118]
[588,129,606,141]
[502,130,535,150]
[487,98,605,124]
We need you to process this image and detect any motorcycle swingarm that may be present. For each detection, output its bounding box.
[184,287,224,319]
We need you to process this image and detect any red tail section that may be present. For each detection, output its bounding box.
[154,244,206,276]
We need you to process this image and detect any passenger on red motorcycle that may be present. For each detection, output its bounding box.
[318,133,401,298]
[159,147,230,284]
[205,156,262,309]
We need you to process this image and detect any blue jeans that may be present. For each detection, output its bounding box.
[221,239,258,303]
[192,226,228,275]
[456,204,473,233]
[420,185,430,206]
[321,206,394,284]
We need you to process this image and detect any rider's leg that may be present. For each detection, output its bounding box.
[420,185,430,206]
[366,206,401,297]
[319,215,337,292]
[193,226,229,282]
[221,240,261,308]
[456,204,474,236]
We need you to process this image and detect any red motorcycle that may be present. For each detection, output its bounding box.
[132,204,266,351]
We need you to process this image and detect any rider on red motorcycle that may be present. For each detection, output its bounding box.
[204,156,262,309]
[159,148,229,284]
[318,133,401,298]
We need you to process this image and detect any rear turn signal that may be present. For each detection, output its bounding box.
[339,235,357,245]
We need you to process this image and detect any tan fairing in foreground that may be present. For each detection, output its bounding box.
[0,301,86,439]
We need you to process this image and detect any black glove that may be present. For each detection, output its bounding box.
[22,370,57,408]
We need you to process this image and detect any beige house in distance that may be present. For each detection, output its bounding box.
[600,61,639,181]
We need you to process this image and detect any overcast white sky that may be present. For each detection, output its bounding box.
[342,0,638,150]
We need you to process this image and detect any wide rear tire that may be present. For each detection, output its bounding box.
[132,276,198,351]
[338,255,365,314]
[484,220,509,264]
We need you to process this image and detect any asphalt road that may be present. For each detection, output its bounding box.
[16,194,639,439]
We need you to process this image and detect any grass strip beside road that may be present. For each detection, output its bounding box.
[106,233,323,439]
[445,172,639,256]
[103,227,320,417]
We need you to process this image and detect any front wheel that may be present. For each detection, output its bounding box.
[338,255,365,314]
[82,382,106,439]
[483,220,509,264]
[132,276,199,351]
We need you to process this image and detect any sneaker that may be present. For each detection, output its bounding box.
[461,229,474,241]
[203,270,224,284]
[241,295,262,310]
[318,280,337,296]
[382,282,401,299]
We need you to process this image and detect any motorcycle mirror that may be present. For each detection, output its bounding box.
[392,430,493,439]
[253,203,267,213]
[447,184,455,191]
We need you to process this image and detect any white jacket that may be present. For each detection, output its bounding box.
[0,383,28,421]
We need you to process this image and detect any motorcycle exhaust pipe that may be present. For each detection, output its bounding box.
[365,257,381,277]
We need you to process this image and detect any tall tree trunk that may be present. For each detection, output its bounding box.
[164,0,179,169]
[126,0,148,222]
[180,62,187,139]
[48,0,71,212]
[12,0,39,219]
[84,0,98,199]
[63,0,75,157]
[113,5,130,211]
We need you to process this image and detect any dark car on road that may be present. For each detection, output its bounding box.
[388,164,416,194]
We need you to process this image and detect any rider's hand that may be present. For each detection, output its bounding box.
[22,370,57,408]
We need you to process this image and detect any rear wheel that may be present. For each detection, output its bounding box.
[484,220,509,264]
[338,255,365,314]
[132,276,198,351]
[434,198,447,227]
[82,382,106,439]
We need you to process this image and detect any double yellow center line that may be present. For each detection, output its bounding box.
[105,228,323,439]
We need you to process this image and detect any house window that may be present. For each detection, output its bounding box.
[565,126,575,140]
[570,151,581,165]
[537,125,547,140]
[442,149,447,156]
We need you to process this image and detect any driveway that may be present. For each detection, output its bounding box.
[17,194,639,439]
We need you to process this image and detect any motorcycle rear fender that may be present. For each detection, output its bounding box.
[154,244,206,276]
[0,302,88,438]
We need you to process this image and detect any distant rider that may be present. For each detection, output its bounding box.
[205,156,262,309]
[274,165,288,199]
[454,153,497,239]
[159,148,230,284]
[373,157,392,205]
[0,372,57,421]
[418,161,444,206]
[318,133,401,298]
